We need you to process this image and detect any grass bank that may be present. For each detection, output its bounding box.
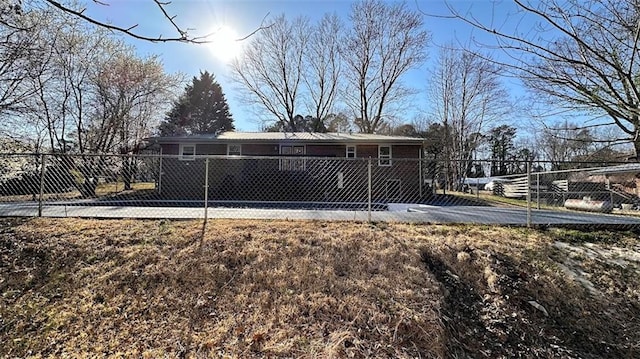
[1,218,638,358]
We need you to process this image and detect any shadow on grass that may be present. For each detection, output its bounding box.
[420,245,639,358]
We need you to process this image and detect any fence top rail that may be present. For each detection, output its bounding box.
[463,166,614,181]
[0,152,162,158]
[0,152,633,162]
[0,152,375,159]
[0,153,426,161]
[0,153,633,171]
[0,152,43,157]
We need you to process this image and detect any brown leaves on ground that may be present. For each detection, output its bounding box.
[0,218,638,358]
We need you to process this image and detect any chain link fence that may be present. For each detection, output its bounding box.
[0,153,160,216]
[1,153,640,227]
[432,160,635,210]
[0,153,422,219]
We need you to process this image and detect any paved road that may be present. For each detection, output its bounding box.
[2,202,640,227]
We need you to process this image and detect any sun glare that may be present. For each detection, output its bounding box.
[208,25,242,63]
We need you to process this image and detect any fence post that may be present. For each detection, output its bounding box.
[443,160,448,195]
[419,157,423,198]
[607,177,613,205]
[38,153,45,217]
[204,157,209,223]
[368,157,372,223]
[158,148,163,194]
[476,177,480,200]
[536,172,540,210]
[526,161,532,228]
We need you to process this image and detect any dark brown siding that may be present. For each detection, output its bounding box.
[393,145,421,159]
[196,144,226,155]
[242,144,280,156]
[160,158,206,199]
[160,143,226,155]
[306,144,344,157]
[357,145,378,158]
[354,144,421,159]
[160,158,422,203]
[161,144,179,155]
[162,142,421,158]
[369,160,421,202]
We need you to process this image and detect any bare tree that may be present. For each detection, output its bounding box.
[0,4,50,119]
[89,53,178,154]
[449,0,640,156]
[7,4,183,153]
[89,52,179,189]
[231,15,310,131]
[536,120,613,169]
[23,13,117,154]
[428,46,510,190]
[302,13,342,131]
[12,8,181,195]
[342,0,429,133]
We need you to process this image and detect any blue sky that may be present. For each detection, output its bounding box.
[83,0,527,131]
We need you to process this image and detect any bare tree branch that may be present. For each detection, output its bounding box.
[230,15,310,131]
[343,0,429,134]
[446,0,640,155]
[302,13,342,131]
[428,46,511,188]
[151,0,185,38]
[43,0,271,43]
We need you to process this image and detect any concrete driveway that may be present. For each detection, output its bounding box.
[2,202,640,227]
[404,205,640,226]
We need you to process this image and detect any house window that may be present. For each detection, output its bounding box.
[378,145,392,166]
[280,145,305,171]
[179,144,195,161]
[346,145,356,158]
[227,144,241,156]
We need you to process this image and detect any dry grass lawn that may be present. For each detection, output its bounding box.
[1,218,638,358]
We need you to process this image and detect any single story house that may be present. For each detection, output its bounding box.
[148,131,426,205]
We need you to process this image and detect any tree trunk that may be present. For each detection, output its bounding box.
[57,155,97,198]
[121,156,133,191]
[79,157,98,198]
[79,174,97,198]
[634,137,640,161]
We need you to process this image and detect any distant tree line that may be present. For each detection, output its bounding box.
[394,118,624,191]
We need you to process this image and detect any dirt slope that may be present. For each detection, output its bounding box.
[1,218,638,358]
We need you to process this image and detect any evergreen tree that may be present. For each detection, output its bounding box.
[489,125,517,176]
[159,71,234,136]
